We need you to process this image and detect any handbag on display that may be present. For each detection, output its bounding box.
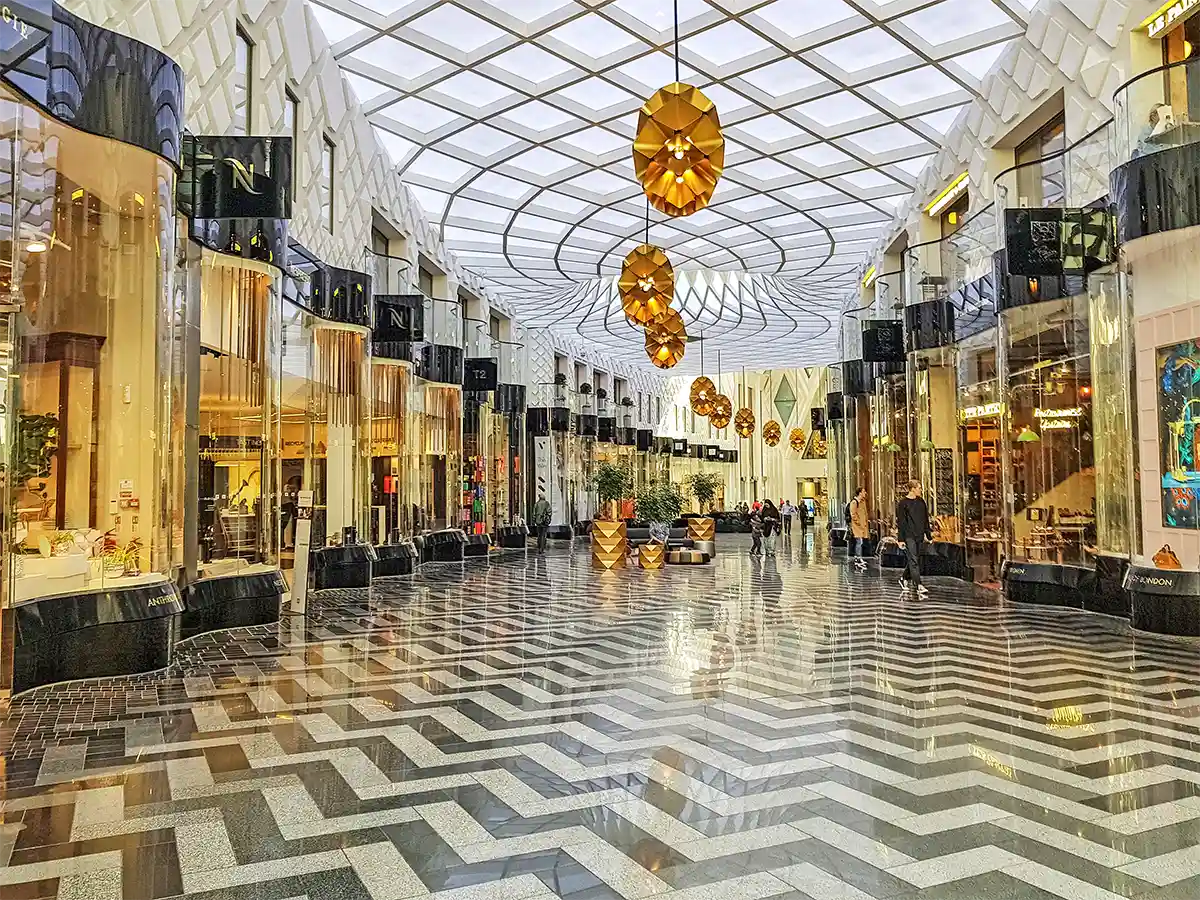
[1153,544,1182,570]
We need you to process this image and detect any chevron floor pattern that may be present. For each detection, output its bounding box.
[3,534,1200,900]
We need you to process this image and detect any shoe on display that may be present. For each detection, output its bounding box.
[898,579,910,593]
[917,585,930,597]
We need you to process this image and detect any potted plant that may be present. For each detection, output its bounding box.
[620,397,634,407]
[596,387,608,401]
[684,472,722,548]
[636,480,684,546]
[580,382,592,395]
[685,472,724,514]
[589,461,631,570]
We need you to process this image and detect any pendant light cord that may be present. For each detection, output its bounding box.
[673,0,680,82]
[644,196,649,245]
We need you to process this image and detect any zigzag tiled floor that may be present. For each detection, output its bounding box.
[4,534,1200,900]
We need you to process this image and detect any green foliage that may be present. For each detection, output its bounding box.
[684,472,724,512]
[15,413,58,487]
[635,480,685,525]
[591,461,631,506]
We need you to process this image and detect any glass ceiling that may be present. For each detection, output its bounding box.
[307,0,1032,372]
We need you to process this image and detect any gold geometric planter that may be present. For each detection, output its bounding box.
[591,520,628,570]
[639,541,665,570]
[687,517,715,542]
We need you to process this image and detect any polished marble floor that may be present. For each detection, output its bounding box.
[4,534,1200,900]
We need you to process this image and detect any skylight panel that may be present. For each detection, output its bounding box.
[405,4,506,53]
[501,101,581,132]
[349,36,442,77]
[405,149,477,183]
[443,123,521,157]
[490,43,578,81]
[546,13,641,57]
[816,28,910,72]
[682,20,776,68]
[748,0,858,41]
[435,71,515,106]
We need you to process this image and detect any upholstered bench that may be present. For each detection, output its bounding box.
[666,549,711,565]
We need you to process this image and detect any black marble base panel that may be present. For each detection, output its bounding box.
[1088,554,1131,619]
[373,542,418,576]
[464,534,492,557]
[12,580,183,695]
[427,529,466,562]
[1126,565,1200,636]
[180,571,286,640]
[1003,561,1096,608]
[495,525,529,548]
[311,545,375,589]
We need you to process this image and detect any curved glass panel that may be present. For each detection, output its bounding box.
[1,84,177,604]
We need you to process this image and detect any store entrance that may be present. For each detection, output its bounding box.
[962,414,1003,583]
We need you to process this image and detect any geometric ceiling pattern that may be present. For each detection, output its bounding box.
[307,0,1034,369]
[500,269,847,373]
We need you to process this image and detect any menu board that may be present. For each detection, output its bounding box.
[934,448,955,514]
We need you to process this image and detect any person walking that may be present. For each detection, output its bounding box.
[897,479,932,596]
[533,490,552,554]
[749,503,764,556]
[762,500,781,557]
[849,487,869,571]
[780,500,794,536]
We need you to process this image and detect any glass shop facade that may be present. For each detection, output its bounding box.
[0,4,532,697]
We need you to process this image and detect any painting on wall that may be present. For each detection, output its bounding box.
[1158,339,1200,528]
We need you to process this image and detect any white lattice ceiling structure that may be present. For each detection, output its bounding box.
[306,0,1034,372]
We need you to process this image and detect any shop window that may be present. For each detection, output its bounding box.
[1014,116,1065,209]
[1162,16,1200,123]
[957,328,1003,582]
[418,266,434,297]
[6,87,177,603]
[198,253,280,579]
[370,362,408,541]
[284,85,299,194]
[234,26,254,135]
[321,136,335,233]
[1001,295,1094,566]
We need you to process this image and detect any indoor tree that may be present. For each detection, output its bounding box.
[635,480,685,544]
[591,460,631,520]
[685,472,724,514]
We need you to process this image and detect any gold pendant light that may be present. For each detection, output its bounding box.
[690,376,715,416]
[734,406,755,438]
[631,2,723,218]
[618,243,674,326]
[789,427,807,452]
[709,393,732,429]
[634,84,723,217]
[763,420,781,447]
[645,307,686,369]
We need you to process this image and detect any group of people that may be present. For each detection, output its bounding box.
[848,479,932,596]
[748,498,812,556]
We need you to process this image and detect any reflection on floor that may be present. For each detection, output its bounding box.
[3,534,1200,900]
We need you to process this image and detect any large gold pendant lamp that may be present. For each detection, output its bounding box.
[618,243,674,326]
[763,420,781,447]
[689,333,714,416]
[632,2,723,217]
[789,427,807,452]
[734,366,754,438]
[709,393,732,429]
[645,307,686,369]
[690,376,715,416]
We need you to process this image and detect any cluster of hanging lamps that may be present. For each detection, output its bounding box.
[626,0,723,370]
[763,420,781,447]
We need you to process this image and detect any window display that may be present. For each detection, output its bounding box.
[198,253,280,579]
[909,348,961,542]
[407,380,461,531]
[870,374,908,535]
[1000,295,1095,565]
[957,327,1003,580]
[369,361,407,543]
[6,90,177,603]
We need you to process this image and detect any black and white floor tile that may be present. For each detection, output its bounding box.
[4,534,1200,900]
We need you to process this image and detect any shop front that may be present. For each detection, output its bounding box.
[995,121,1115,609]
[1113,50,1200,633]
[0,4,187,695]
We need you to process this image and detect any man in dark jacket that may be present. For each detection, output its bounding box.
[533,490,552,553]
[896,479,931,596]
